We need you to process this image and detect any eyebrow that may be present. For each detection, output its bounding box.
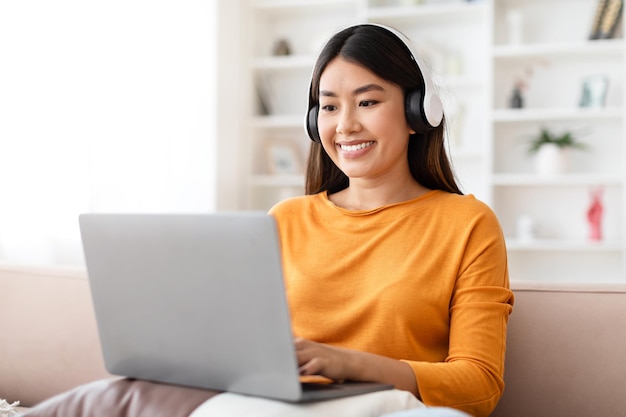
[319,83,385,98]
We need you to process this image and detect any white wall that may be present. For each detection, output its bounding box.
[0,1,218,266]
[216,0,247,210]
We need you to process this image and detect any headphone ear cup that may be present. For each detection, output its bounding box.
[306,105,321,142]
[405,89,430,134]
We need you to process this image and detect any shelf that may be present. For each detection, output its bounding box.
[252,55,315,71]
[449,147,483,160]
[250,0,355,12]
[492,173,624,186]
[438,75,485,90]
[252,114,303,129]
[506,238,623,252]
[366,2,487,22]
[493,39,624,60]
[249,174,304,187]
[492,107,624,123]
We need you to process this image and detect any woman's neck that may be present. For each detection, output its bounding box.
[329,178,430,211]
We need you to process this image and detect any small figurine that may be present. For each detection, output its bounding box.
[272,39,291,56]
[509,83,524,108]
[516,215,535,242]
[587,187,604,241]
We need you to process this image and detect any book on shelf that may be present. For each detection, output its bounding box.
[589,0,624,40]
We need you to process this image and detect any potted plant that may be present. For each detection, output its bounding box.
[528,127,587,175]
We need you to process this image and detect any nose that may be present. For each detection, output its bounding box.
[336,107,361,135]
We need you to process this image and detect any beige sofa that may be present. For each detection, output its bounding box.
[2,263,625,416]
[0,264,111,409]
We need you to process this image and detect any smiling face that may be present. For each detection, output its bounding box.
[317,57,416,184]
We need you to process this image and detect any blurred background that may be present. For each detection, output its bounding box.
[0,0,624,282]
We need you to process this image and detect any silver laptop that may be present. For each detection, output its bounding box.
[79,212,393,402]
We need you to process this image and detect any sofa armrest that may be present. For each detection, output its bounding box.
[0,263,111,407]
[491,280,626,417]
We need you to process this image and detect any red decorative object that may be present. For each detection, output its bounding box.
[587,187,604,241]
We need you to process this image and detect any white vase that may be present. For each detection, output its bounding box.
[506,9,524,45]
[535,144,569,175]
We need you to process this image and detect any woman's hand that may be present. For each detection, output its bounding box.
[295,337,352,381]
[293,337,420,398]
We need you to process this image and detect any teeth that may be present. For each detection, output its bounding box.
[340,141,374,152]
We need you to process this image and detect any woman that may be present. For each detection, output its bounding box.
[269,24,513,417]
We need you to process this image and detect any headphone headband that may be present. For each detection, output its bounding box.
[371,24,443,128]
[305,24,443,142]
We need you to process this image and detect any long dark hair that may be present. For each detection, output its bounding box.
[305,24,462,196]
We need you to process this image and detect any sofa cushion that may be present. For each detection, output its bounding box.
[491,280,626,417]
[21,378,221,417]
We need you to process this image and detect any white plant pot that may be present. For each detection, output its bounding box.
[534,144,569,175]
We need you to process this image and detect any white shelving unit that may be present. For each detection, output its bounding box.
[244,0,360,208]
[239,0,626,282]
[489,0,625,282]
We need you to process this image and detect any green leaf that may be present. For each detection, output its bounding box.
[527,127,588,154]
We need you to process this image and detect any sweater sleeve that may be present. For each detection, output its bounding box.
[403,205,514,417]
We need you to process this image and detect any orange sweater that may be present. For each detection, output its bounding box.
[269,190,513,417]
